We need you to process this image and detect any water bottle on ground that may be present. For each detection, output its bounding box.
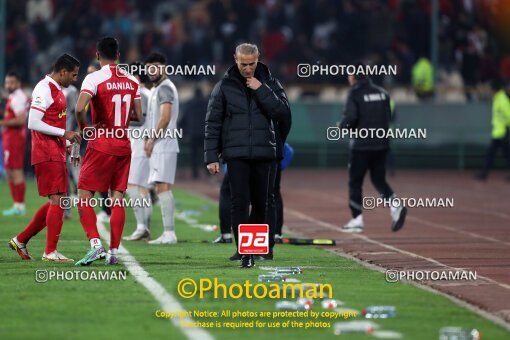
[276,301,310,311]
[258,274,286,282]
[322,299,340,309]
[333,321,377,335]
[275,267,303,275]
[439,327,480,340]
[362,306,396,318]
[297,298,314,307]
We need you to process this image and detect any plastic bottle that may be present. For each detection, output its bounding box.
[70,142,80,158]
[322,299,338,309]
[333,321,376,335]
[258,274,286,282]
[275,301,310,311]
[362,306,396,318]
[275,267,303,275]
[439,327,480,340]
[297,298,314,307]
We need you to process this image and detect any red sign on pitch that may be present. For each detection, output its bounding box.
[238,224,269,255]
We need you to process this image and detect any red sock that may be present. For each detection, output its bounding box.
[110,206,125,250]
[45,204,64,254]
[8,181,15,202]
[13,182,26,204]
[17,203,50,244]
[78,204,100,240]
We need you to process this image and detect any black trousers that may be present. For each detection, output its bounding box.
[481,138,510,176]
[219,172,231,234]
[267,161,283,249]
[349,149,394,218]
[227,159,272,246]
[220,161,283,248]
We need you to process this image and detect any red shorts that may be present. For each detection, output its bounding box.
[78,148,131,192]
[34,161,68,197]
[3,142,25,169]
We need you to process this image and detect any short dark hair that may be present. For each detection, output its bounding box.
[97,37,119,60]
[5,71,21,80]
[129,61,149,84]
[53,53,80,72]
[353,61,368,81]
[145,52,167,64]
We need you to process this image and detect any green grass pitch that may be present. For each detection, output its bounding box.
[0,180,508,339]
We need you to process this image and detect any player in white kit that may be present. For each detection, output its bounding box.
[124,62,153,241]
[143,52,180,245]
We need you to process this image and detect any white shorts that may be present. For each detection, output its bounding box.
[148,152,177,185]
[128,156,150,188]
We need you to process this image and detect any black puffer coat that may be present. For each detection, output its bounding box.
[204,62,291,163]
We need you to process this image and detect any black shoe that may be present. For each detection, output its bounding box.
[274,235,282,244]
[229,251,242,261]
[213,235,233,244]
[240,255,255,268]
[391,206,407,232]
[256,249,273,260]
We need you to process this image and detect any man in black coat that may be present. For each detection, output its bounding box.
[204,43,291,268]
[340,67,406,233]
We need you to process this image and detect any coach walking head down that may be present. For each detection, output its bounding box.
[204,43,291,268]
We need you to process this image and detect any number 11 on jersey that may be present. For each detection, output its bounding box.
[111,94,132,126]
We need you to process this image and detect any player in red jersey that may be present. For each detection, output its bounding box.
[1,71,29,216]
[8,54,82,261]
[74,37,142,266]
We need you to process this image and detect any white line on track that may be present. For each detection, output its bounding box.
[96,220,214,340]
[180,187,510,328]
[406,215,510,246]
[327,248,510,332]
[308,190,510,247]
[285,208,510,291]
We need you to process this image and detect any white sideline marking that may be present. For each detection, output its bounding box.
[97,221,214,340]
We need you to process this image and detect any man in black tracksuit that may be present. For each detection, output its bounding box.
[204,43,291,268]
[340,70,407,233]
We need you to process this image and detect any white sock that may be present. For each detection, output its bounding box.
[90,238,102,248]
[14,236,24,246]
[353,214,363,223]
[142,193,152,230]
[222,233,232,239]
[14,203,26,210]
[127,187,146,229]
[109,248,118,255]
[158,191,175,232]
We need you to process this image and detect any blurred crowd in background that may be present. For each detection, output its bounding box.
[4,0,510,98]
